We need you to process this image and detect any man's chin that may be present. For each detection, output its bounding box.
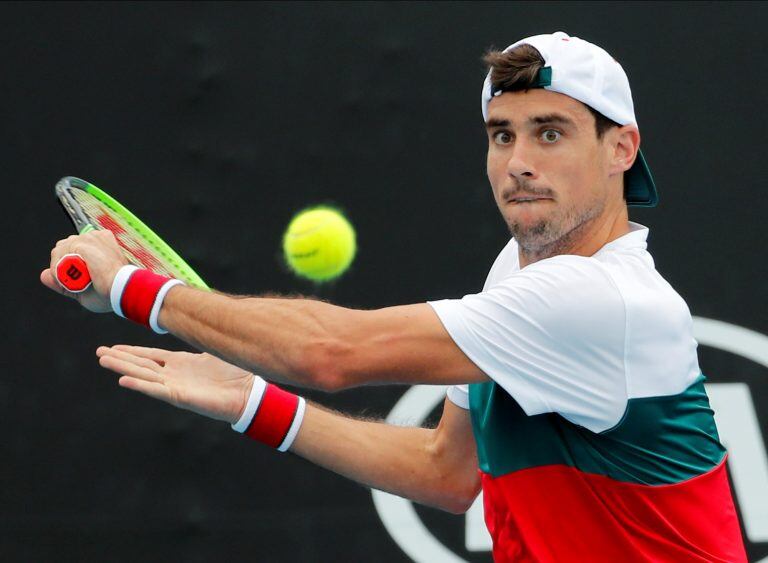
[508,221,553,246]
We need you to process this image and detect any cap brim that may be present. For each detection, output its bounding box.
[625,149,658,207]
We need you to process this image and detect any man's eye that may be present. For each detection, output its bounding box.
[541,129,561,143]
[493,131,512,144]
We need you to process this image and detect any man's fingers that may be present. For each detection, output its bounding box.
[98,353,164,383]
[118,376,172,403]
[40,268,70,296]
[47,237,85,293]
[50,236,77,271]
[99,346,165,371]
[110,344,170,365]
[98,348,176,404]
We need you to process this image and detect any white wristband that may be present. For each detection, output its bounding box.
[277,397,306,452]
[149,279,185,334]
[110,265,139,318]
[231,376,267,433]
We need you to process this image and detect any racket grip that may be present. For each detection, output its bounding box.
[55,253,92,293]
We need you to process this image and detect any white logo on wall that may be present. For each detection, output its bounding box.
[371,317,768,563]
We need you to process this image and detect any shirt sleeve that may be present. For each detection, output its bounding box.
[446,384,470,409]
[429,255,628,433]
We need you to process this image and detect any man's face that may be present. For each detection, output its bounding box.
[485,88,617,254]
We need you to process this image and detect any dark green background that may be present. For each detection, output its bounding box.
[4,2,767,561]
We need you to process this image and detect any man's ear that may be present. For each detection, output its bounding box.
[609,125,641,176]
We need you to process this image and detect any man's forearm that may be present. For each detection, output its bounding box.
[158,286,487,391]
[290,401,481,514]
[159,286,351,389]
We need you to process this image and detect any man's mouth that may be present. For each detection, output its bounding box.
[509,196,552,204]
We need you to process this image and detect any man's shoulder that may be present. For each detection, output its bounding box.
[481,255,627,341]
[490,253,619,296]
[488,247,692,328]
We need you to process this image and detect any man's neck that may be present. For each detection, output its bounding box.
[518,206,631,268]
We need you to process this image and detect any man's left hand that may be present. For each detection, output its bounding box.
[97,345,255,424]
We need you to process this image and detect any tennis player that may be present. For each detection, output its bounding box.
[42,32,746,562]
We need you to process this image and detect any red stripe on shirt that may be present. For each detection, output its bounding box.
[481,457,745,563]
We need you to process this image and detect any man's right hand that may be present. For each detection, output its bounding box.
[41,230,128,313]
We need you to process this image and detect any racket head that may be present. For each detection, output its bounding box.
[55,176,209,289]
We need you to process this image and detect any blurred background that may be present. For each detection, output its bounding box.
[4,2,768,561]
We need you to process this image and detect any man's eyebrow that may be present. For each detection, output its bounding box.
[485,114,575,130]
[529,113,575,127]
[485,118,510,129]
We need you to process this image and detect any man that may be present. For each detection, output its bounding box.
[42,32,746,561]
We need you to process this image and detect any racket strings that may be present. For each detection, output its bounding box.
[72,191,187,280]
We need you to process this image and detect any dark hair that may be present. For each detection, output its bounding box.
[483,44,619,138]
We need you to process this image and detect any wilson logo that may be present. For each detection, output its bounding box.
[66,265,83,280]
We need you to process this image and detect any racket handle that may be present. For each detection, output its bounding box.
[55,253,92,293]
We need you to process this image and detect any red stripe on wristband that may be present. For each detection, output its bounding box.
[120,269,171,327]
[245,384,299,448]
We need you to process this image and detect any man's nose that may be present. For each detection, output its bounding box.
[506,140,537,179]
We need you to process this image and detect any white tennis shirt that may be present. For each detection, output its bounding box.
[428,222,701,433]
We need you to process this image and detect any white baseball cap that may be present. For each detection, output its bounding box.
[481,31,658,207]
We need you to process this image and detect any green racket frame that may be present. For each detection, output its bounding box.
[55,176,209,289]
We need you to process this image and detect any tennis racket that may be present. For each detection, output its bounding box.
[54,176,208,292]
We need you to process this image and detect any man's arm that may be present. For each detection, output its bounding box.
[160,286,487,390]
[97,345,481,514]
[293,399,481,514]
[43,231,488,390]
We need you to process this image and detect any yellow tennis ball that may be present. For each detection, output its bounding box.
[283,206,357,282]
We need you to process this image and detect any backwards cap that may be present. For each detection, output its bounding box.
[481,31,658,207]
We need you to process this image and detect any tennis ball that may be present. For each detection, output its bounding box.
[283,206,356,282]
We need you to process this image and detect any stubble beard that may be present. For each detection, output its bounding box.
[507,192,605,263]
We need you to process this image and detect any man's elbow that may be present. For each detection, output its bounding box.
[440,481,481,515]
[426,440,482,514]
